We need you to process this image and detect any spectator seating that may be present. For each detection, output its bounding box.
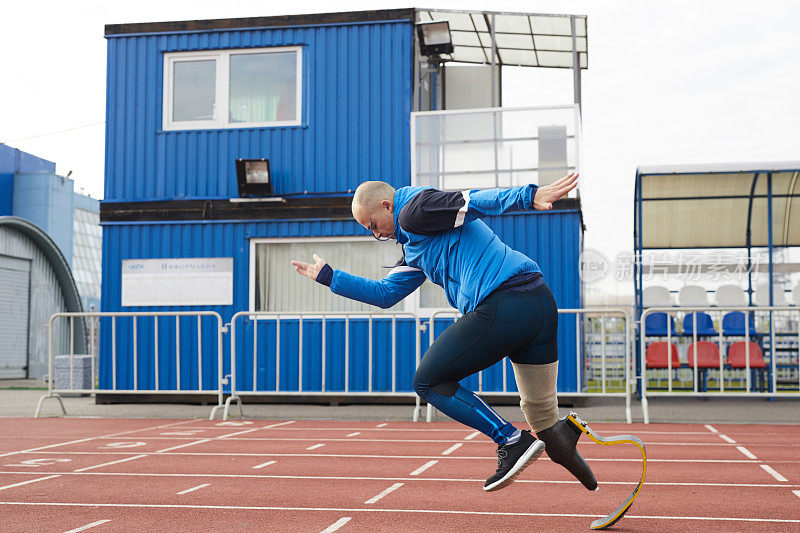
[645,312,677,336]
[682,312,717,336]
[679,285,709,306]
[643,286,673,307]
[687,341,722,391]
[715,284,747,307]
[721,311,758,336]
[645,342,680,368]
[755,282,789,306]
[727,341,767,391]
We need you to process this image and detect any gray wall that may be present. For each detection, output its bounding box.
[0,226,69,379]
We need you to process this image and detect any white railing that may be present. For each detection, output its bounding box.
[640,306,800,423]
[427,308,633,423]
[35,311,227,419]
[225,312,423,420]
[411,105,581,191]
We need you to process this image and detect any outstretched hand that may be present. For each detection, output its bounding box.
[291,253,327,281]
[533,172,579,211]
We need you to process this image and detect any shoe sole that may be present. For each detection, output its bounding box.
[483,440,546,492]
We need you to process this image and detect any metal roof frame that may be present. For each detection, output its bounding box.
[633,161,800,315]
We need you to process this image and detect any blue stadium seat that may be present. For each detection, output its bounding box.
[722,312,758,337]
[644,312,677,336]
[682,312,717,336]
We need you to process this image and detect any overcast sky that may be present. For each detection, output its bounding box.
[2,0,798,298]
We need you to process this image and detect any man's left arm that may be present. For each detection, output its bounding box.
[398,172,578,235]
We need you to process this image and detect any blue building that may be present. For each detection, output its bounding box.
[0,144,101,378]
[101,8,587,396]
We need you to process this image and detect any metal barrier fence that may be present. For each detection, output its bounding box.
[426,308,633,423]
[640,306,800,423]
[225,312,423,420]
[35,311,226,419]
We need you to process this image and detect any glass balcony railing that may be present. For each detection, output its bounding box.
[411,104,581,192]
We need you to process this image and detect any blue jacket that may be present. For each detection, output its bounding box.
[321,185,542,314]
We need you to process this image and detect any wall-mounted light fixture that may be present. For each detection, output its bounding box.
[235,158,273,197]
[417,21,454,57]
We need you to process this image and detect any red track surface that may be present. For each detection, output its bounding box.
[1,418,799,532]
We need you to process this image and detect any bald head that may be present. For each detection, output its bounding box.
[352,181,395,217]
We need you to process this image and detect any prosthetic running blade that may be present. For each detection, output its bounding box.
[566,412,647,530]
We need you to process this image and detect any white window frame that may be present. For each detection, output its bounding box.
[163,46,303,131]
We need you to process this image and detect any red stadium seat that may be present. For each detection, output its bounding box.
[687,341,721,369]
[727,342,766,368]
[645,342,680,368]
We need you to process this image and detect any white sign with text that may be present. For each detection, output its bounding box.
[121,258,233,306]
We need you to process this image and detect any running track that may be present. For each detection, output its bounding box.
[1,418,799,532]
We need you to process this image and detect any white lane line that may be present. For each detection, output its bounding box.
[263,421,296,429]
[4,502,800,524]
[736,446,758,459]
[63,520,111,533]
[156,428,259,453]
[0,474,60,491]
[759,464,788,482]
[793,490,800,499]
[4,471,799,488]
[23,451,771,463]
[0,420,196,459]
[464,432,481,440]
[441,443,462,455]
[156,439,213,453]
[320,517,352,533]
[718,434,736,444]
[376,423,388,428]
[252,461,277,470]
[306,444,325,450]
[346,433,361,437]
[73,455,148,472]
[364,483,404,504]
[705,424,718,433]
[409,460,438,476]
[218,428,261,439]
[11,435,773,445]
[176,483,210,495]
[160,426,714,435]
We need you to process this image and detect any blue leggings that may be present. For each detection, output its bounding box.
[413,282,558,445]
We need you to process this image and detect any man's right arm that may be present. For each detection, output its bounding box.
[320,263,427,309]
[292,254,426,309]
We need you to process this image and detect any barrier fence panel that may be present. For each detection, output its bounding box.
[35,311,226,419]
[426,308,633,423]
[227,312,422,420]
[640,306,800,423]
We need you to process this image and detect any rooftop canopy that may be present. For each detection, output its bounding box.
[105,8,588,69]
[417,8,587,68]
[635,162,800,249]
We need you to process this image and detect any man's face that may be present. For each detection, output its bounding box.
[354,200,395,241]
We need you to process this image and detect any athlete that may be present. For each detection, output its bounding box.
[291,173,597,492]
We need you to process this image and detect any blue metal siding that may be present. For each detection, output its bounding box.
[99,211,582,393]
[104,21,413,202]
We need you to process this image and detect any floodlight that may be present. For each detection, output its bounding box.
[235,158,273,197]
[417,21,453,56]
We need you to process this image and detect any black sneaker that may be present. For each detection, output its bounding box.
[483,430,545,492]
[537,415,598,491]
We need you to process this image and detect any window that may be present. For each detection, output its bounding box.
[163,47,302,131]
[250,238,408,313]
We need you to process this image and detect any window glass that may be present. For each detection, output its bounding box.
[254,240,404,312]
[173,60,216,122]
[229,51,297,123]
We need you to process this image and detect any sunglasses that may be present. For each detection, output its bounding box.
[369,217,392,241]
